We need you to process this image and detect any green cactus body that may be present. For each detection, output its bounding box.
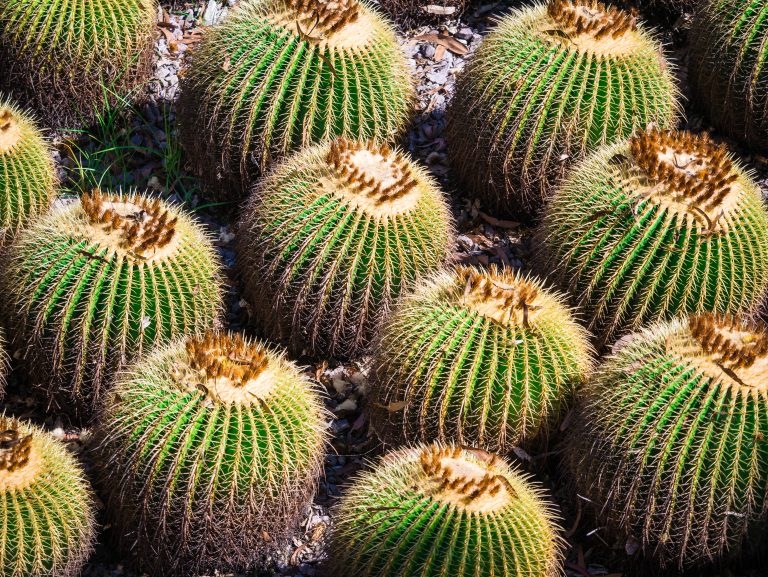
[689,0,768,151]
[539,129,768,348]
[0,0,156,129]
[95,331,328,576]
[177,0,414,201]
[2,189,222,420]
[570,313,768,568]
[446,0,678,219]
[238,137,453,358]
[328,443,563,577]
[370,266,593,452]
[0,100,56,244]
[0,415,95,577]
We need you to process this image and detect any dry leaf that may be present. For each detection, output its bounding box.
[413,32,469,56]
[434,44,446,62]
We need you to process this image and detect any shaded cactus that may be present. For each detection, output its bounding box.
[0,99,56,245]
[689,0,768,151]
[178,0,414,202]
[1,189,222,420]
[446,0,679,219]
[238,137,453,358]
[0,0,156,129]
[0,414,96,577]
[95,331,328,576]
[327,443,563,577]
[538,129,768,347]
[376,0,469,27]
[370,265,593,452]
[568,313,768,568]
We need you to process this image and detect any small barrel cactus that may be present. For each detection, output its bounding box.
[538,129,768,347]
[0,99,56,244]
[689,0,768,151]
[370,265,593,452]
[327,443,563,577]
[0,0,157,129]
[569,313,768,568]
[178,0,414,201]
[95,331,328,576]
[238,137,453,358]
[1,189,222,420]
[376,0,469,27]
[0,414,96,577]
[447,0,679,219]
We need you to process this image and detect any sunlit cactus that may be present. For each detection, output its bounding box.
[238,137,453,358]
[370,265,593,452]
[569,313,768,568]
[0,99,56,244]
[177,0,414,201]
[689,0,768,151]
[327,443,563,577]
[538,129,768,347]
[0,414,96,577]
[376,0,469,27]
[1,189,222,420]
[0,0,157,129]
[447,0,678,219]
[95,331,328,576]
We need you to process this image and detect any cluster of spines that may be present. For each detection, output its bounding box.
[0,427,32,472]
[0,109,16,145]
[185,331,269,384]
[688,313,768,369]
[547,0,637,39]
[327,139,418,204]
[459,266,541,327]
[290,0,360,34]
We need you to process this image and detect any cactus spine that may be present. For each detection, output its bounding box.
[0,0,157,129]
[0,415,96,577]
[376,0,469,27]
[447,0,679,219]
[95,331,328,576]
[178,0,414,201]
[1,189,222,419]
[539,129,768,347]
[370,266,593,452]
[238,137,453,358]
[569,313,768,568]
[327,443,563,577]
[0,99,56,244]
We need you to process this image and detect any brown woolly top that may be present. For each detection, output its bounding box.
[290,0,359,34]
[0,421,40,491]
[0,109,22,155]
[270,0,375,48]
[418,446,516,513]
[629,130,741,226]
[544,0,638,56]
[81,189,179,261]
[176,332,276,405]
[325,138,422,216]
[457,266,542,328]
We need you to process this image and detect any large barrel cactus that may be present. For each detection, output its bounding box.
[95,331,328,576]
[689,0,768,152]
[1,189,222,420]
[539,129,768,347]
[0,0,157,129]
[178,0,414,201]
[327,443,563,577]
[238,137,453,358]
[0,99,56,244]
[447,0,679,219]
[0,414,96,577]
[569,313,768,568]
[370,265,593,452]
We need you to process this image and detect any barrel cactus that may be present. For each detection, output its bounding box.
[689,0,768,151]
[446,0,679,219]
[95,331,328,576]
[327,443,563,577]
[370,265,593,452]
[0,0,157,129]
[0,99,56,244]
[178,0,414,202]
[0,414,96,577]
[1,189,222,420]
[538,129,768,348]
[569,313,768,568]
[376,0,469,27]
[238,137,453,358]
